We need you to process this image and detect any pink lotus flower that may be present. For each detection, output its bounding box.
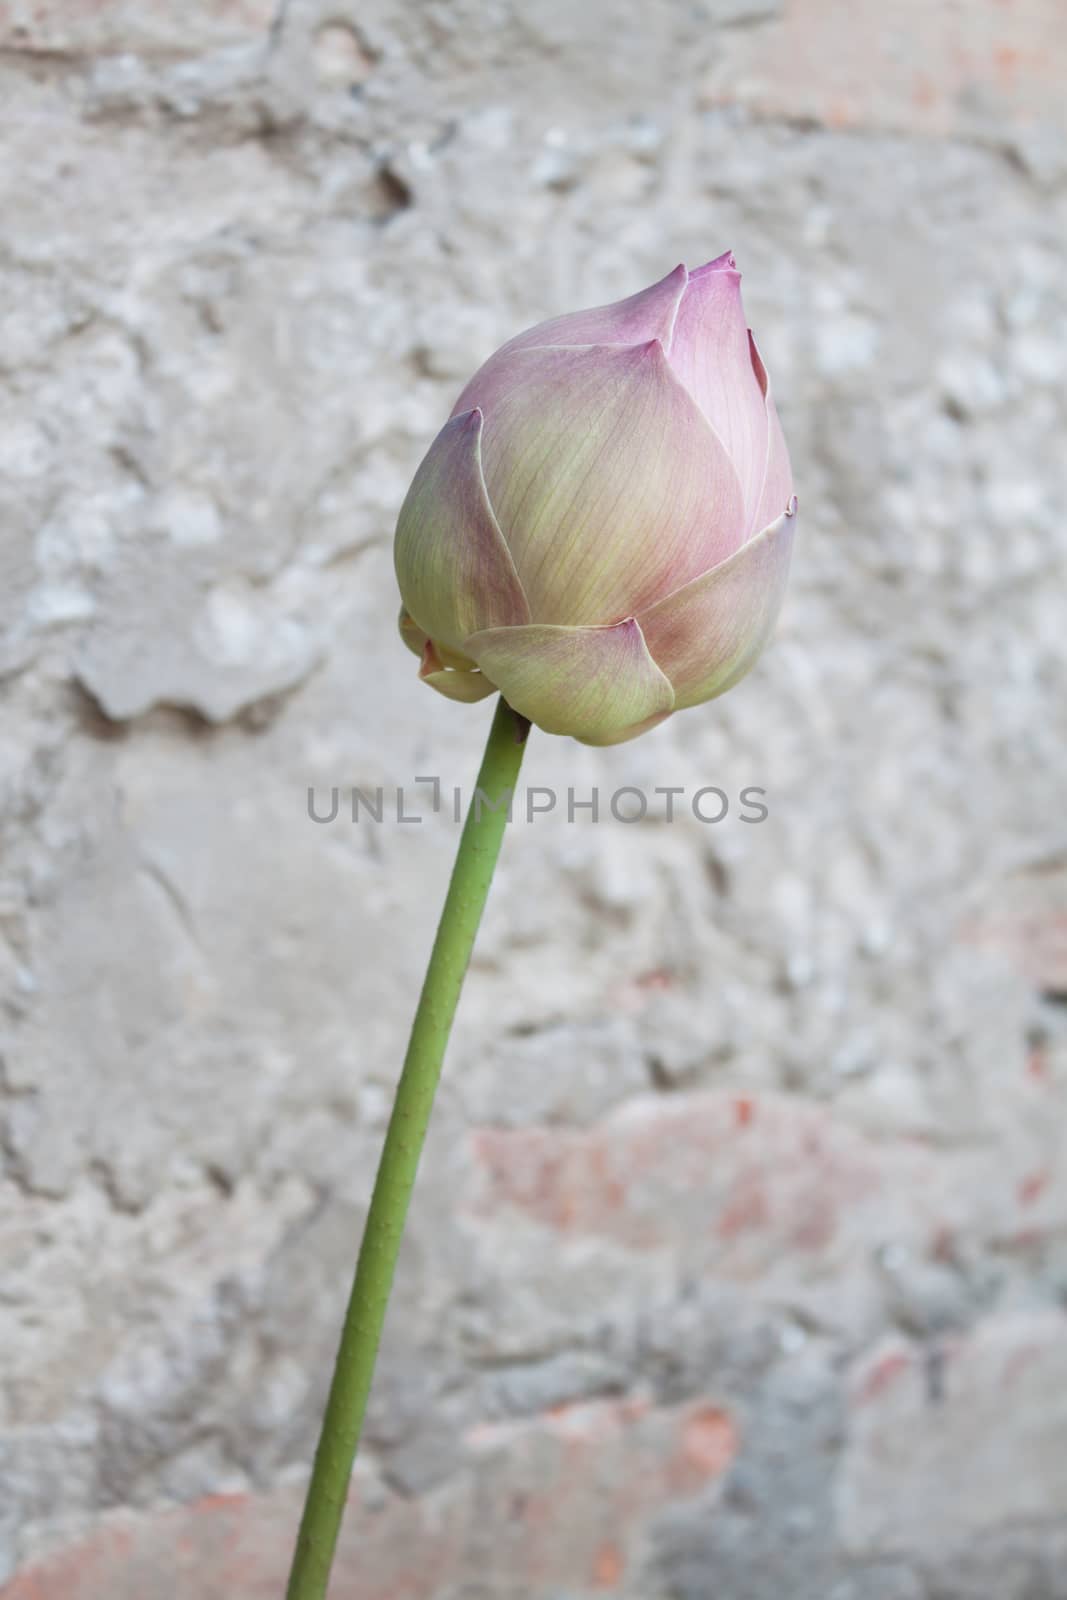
[395,253,796,745]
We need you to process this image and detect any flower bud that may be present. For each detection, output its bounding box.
[395,254,796,744]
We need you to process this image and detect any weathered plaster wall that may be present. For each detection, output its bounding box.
[1,0,1066,1594]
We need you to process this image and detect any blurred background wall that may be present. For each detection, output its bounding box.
[1,1,1066,1595]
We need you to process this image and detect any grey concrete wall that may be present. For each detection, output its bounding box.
[1,1,1066,1595]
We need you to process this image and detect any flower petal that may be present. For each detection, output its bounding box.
[400,608,478,666]
[472,341,746,626]
[451,266,688,421]
[580,708,675,747]
[465,618,674,743]
[691,250,737,276]
[667,260,770,538]
[394,409,531,654]
[638,498,797,710]
[749,332,795,535]
[417,639,497,703]
[399,606,427,658]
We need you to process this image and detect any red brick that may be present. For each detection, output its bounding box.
[840,1314,1067,1556]
[0,0,276,56]
[962,862,1067,994]
[700,0,1067,142]
[467,1090,925,1272]
[2,1395,737,1599]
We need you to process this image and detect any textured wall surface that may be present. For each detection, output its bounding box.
[2,0,1066,1595]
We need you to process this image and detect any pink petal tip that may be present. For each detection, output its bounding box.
[689,250,738,277]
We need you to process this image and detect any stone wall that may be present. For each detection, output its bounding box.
[1,1,1066,1594]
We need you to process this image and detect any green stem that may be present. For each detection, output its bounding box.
[285,695,529,1600]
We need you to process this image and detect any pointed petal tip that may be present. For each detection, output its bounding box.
[633,338,675,375]
[690,249,738,277]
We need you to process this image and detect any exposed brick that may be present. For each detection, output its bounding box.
[467,1090,935,1273]
[963,859,1067,995]
[0,0,277,57]
[1,1396,737,1599]
[700,0,1067,141]
[838,1313,1067,1557]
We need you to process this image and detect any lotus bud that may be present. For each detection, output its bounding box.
[395,254,796,744]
